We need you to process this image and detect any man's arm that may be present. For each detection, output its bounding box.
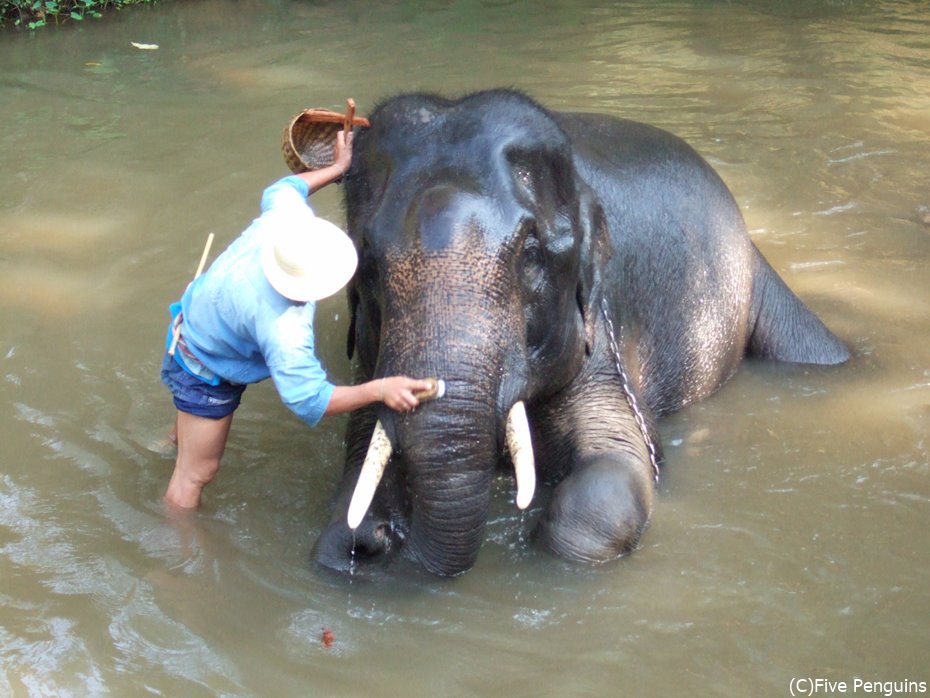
[325,377,434,416]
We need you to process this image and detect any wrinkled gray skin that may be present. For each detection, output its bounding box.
[310,89,850,577]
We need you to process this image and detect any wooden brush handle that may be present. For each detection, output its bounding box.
[344,98,356,133]
[413,378,445,402]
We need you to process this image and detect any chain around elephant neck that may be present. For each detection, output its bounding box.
[600,297,660,484]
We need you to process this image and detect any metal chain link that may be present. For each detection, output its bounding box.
[600,297,660,483]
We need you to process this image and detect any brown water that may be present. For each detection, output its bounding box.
[2,1,928,696]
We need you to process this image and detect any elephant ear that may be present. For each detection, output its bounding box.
[346,282,359,360]
[576,187,612,355]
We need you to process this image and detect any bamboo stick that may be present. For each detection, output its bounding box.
[168,232,215,357]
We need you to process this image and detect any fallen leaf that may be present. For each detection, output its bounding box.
[321,627,334,648]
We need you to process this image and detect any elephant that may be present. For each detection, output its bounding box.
[310,89,850,577]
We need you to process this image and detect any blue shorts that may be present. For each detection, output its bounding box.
[160,351,246,419]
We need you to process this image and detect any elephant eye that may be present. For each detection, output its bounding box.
[514,167,537,202]
[520,223,546,293]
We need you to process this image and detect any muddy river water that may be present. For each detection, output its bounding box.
[1,1,928,695]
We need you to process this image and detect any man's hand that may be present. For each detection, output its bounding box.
[379,376,434,412]
[333,130,353,176]
[295,129,354,193]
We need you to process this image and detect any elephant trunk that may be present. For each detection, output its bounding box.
[393,379,499,576]
[355,238,531,575]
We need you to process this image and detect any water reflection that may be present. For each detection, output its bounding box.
[1,0,928,695]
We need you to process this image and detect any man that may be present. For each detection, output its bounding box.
[161,131,430,509]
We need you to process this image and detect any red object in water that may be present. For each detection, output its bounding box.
[321,627,334,648]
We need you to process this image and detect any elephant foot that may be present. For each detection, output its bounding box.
[311,515,400,575]
[535,454,653,565]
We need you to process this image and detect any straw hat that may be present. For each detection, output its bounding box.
[261,214,358,302]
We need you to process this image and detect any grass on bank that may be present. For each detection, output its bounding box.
[1,0,155,29]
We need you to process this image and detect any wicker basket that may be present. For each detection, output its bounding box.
[281,103,371,174]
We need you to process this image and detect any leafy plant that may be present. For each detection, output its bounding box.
[1,0,155,28]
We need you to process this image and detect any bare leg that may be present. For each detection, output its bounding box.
[164,410,233,510]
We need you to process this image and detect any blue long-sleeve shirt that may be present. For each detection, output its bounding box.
[178,176,335,427]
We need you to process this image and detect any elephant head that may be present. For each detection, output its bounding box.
[311,90,634,577]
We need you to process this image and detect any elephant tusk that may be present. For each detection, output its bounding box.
[506,401,536,510]
[347,420,393,530]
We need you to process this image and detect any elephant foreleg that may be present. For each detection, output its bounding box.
[528,371,660,564]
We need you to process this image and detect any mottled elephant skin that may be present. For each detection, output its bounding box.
[310,89,850,577]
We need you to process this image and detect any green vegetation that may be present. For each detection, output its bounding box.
[1,0,155,29]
